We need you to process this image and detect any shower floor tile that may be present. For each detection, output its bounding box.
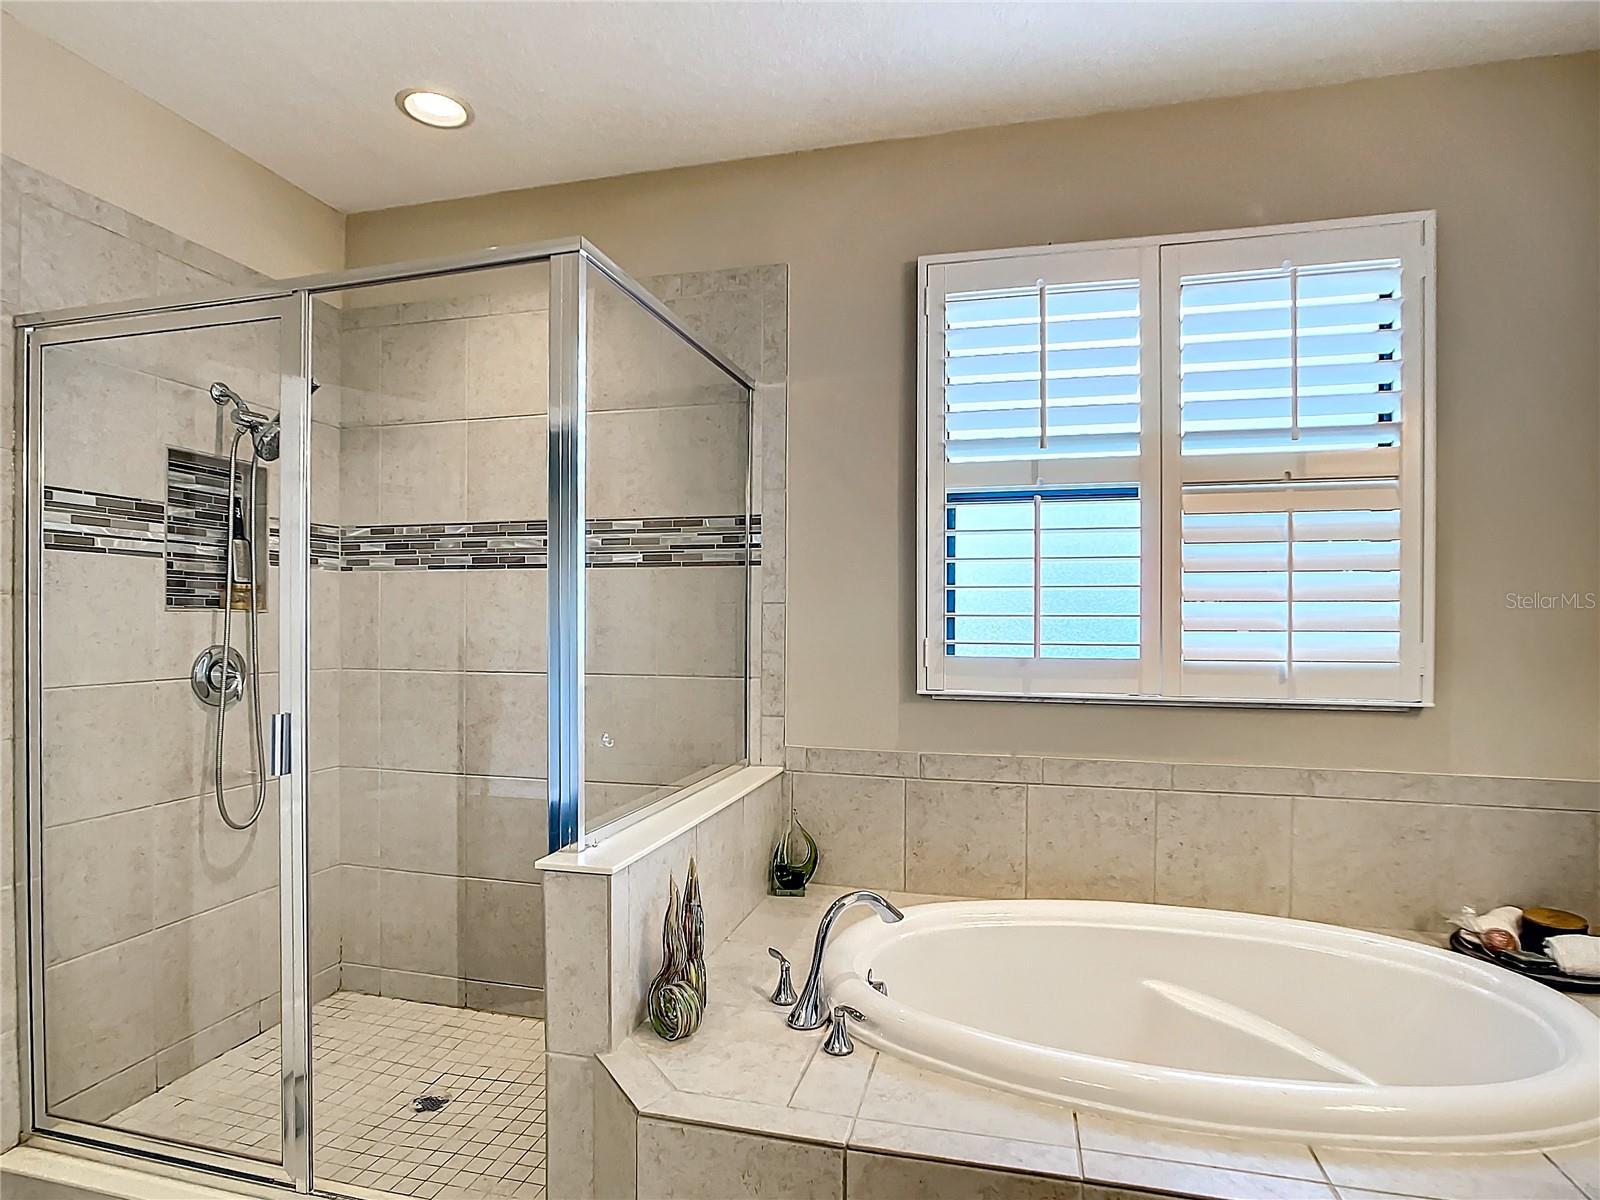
[113,991,547,1200]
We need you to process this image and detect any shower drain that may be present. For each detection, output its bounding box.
[411,1093,451,1113]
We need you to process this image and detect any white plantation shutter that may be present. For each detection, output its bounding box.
[924,246,1160,696]
[920,213,1432,706]
[1175,480,1417,702]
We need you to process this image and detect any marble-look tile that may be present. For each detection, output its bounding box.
[149,792,277,926]
[856,1054,1075,1146]
[1026,786,1155,901]
[1076,1115,1320,1180]
[587,406,748,519]
[1307,770,1600,812]
[19,196,156,313]
[601,1038,676,1113]
[1547,1142,1600,1200]
[850,1119,1080,1183]
[636,1002,815,1109]
[466,414,548,521]
[1155,792,1292,915]
[1080,1151,1334,1200]
[464,980,545,1018]
[42,680,198,824]
[1171,764,1315,797]
[802,748,919,778]
[1315,1147,1586,1200]
[1040,759,1174,791]
[905,781,1026,898]
[151,896,270,1049]
[585,674,743,787]
[547,1052,596,1200]
[467,310,549,419]
[920,753,1043,784]
[339,670,381,768]
[848,1149,1079,1199]
[636,1117,844,1199]
[339,425,382,525]
[691,795,753,949]
[792,773,906,893]
[378,570,463,672]
[51,1058,157,1125]
[340,867,381,965]
[378,318,466,423]
[544,871,613,1055]
[587,567,746,678]
[380,966,464,1006]
[339,569,380,670]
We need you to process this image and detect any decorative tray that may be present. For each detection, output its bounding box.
[1449,929,1600,994]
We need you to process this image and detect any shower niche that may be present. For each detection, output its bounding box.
[12,241,759,1196]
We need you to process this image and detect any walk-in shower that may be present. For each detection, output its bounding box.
[10,239,759,1197]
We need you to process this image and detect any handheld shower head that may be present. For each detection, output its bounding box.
[210,381,280,461]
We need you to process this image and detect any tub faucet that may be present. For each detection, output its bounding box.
[786,890,904,1030]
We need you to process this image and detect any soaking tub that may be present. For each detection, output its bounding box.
[824,900,1600,1150]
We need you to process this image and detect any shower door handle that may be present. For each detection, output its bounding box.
[268,712,293,778]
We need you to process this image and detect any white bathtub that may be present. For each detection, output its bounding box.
[824,900,1600,1150]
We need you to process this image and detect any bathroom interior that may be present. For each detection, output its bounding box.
[0,5,1596,1200]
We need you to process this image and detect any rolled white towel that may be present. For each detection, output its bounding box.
[1544,934,1600,979]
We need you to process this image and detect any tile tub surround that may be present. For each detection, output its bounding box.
[587,886,1600,1200]
[788,749,1600,931]
[538,768,786,1199]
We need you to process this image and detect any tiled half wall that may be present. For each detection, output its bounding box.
[786,748,1600,930]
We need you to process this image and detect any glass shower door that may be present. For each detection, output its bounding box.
[20,296,311,1185]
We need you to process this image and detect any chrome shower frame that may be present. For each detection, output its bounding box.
[10,238,755,1196]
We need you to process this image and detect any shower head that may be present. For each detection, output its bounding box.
[210,381,280,461]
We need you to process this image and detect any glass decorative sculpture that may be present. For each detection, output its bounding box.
[770,814,819,896]
[647,859,708,1041]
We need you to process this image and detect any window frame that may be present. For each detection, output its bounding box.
[916,211,1436,710]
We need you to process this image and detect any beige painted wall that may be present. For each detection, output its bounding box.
[349,54,1600,780]
[0,13,343,280]
[350,53,1599,780]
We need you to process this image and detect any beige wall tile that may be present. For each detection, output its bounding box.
[42,807,153,965]
[150,894,268,1049]
[339,768,382,869]
[585,674,743,786]
[1027,786,1155,901]
[593,1059,639,1200]
[340,669,381,768]
[379,968,464,1007]
[379,671,463,773]
[546,1052,596,1200]
[1155,792,1292,916]
[586,406,747,519]
[906,780,1026,898]
[544,871,613,1056]
[466,415,548,522]
[621,829,694,1036]
[378,318,467,423]
[378,421,466,523]
[467,310,549,419]
[378,868,462,979]
[339,571,380,669]
[42,680,199,825]
[463,878,544,988]
[378,770,464,874]
[920,753,1042,784]
[464,570,548,673]
[848,1151,1078,1199]
[42,936,155,1103]
[792,772,906,893]
[379,570,463,671]
[802,748,919,778]
[689,795,749,949]
[587,567,745,678]
[464,775,546,883]
[341,866,380,965]
[465,980,545,1018]
[636,1118,843,1200]
[19,197,156,312]
[464,672,547,778]
[339,425,381,525]
[1040,759,1173,790]
[149,792,276,927]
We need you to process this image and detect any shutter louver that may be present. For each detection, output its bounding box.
[1177,480,1411,701]
[945,487,1142,662]
[1179,260,1403,457]
[945,281,1141,463]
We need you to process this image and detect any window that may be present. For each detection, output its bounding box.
[919,214,1433,707]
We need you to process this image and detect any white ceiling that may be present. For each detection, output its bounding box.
[7,1,1598,213]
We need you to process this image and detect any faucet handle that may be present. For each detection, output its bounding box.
[823,1004,865,1057]
[867,969,888,996]
[767,947,798,1006]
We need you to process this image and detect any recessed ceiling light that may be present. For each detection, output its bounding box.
[395,89,473,130]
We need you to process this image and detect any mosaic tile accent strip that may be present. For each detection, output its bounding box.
[342,513,760,571]
[42,486,165,558]
[111,991,547,1200]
